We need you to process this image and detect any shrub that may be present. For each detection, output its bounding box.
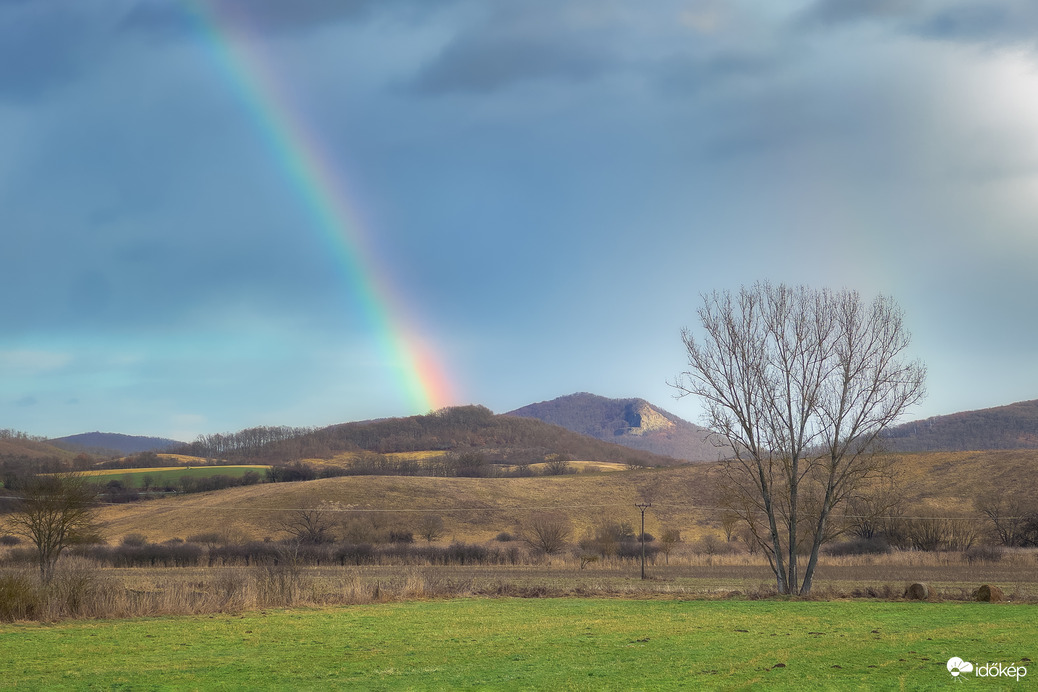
[495,532,515,542]
[0,535,20,546]
[0,570,42,621]
[121,533,148,547]
[964,545,1004,564]
[693,535,737,556]
[334,543,377,566]
[186,532,230,545]
[823,537,892,556]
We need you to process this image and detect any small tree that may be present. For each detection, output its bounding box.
[542,454,571,476]
[6,473,101,583]
[523,514,572,555]
[417,514,445,543]
[659,528,681,564]
[277,501,335,544]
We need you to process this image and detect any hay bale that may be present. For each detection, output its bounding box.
[904,582,929,600]
[974,584,1004,602]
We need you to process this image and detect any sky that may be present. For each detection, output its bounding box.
[3,0,1038,441]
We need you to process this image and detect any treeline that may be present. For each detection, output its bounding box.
[95,471,265,503]
[0,430,48,442]
[175,425,316,459]
[266,453,579,483]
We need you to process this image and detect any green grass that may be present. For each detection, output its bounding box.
[1,598,1034,690]
[88,465,269,488]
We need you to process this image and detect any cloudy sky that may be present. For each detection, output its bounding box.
[3,0,1038,441]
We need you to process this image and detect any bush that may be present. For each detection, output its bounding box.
[186,533,229,545]
[0,535,20,546]
[823,537,892,556]
[692,535,737,556]
[0,570,42,621]
[121,533,148,547]
[495,532,515,542]
[964,545,1004,564]
[334,543,377,566]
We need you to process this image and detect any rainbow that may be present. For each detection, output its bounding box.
[185,1,454,413]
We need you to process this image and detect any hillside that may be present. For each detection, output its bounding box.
[882,399,1038,452]
[0,431,80,480]
[506,393,729,461]
[176,405,680,467]
[94,449,1038,545]
[97,465,720,544]
[49,432,183,456]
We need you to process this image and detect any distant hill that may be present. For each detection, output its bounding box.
[881,399,1038,452]
[50,432,183,456]
[506,393,729,462]
[176,405,681,467]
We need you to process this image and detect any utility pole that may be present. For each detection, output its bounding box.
[635,502,651,580]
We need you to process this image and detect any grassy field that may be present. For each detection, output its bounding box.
[1,598,1033,689]
[80,465,269,488]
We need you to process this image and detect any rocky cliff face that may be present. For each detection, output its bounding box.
[622,401,675,436]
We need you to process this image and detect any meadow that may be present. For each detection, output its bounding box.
[1,598,1033,689]
[3,451,1037,689]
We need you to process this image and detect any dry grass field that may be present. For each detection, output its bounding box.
[95,467,710,544]
[92,449,1038,546]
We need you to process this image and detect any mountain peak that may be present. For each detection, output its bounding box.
[507,392,727,461]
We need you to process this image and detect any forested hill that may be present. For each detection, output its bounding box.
[506,393,729,462]
[49,432,183,456]
[176,405,681,467]
[881,399,1038,452]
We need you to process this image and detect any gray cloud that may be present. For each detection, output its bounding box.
[798,0,918,27]
[799,0,1038,47]
[121,0,415,38]
[911,3,1038,44]
[411,32,613,95]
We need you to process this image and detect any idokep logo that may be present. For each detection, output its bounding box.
[948,657,1028,682]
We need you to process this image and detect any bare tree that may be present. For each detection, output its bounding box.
[673,282,925,595]
[5,473,101,583]
[975,483,1037,547]
[417,514,445,543]
[522,514,572,555]
[542,454,571,476]
[658,528,681,564]
[277,501,335,544]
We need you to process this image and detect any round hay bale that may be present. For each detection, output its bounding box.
[904,582,929,600]
[974,584,1004,602]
